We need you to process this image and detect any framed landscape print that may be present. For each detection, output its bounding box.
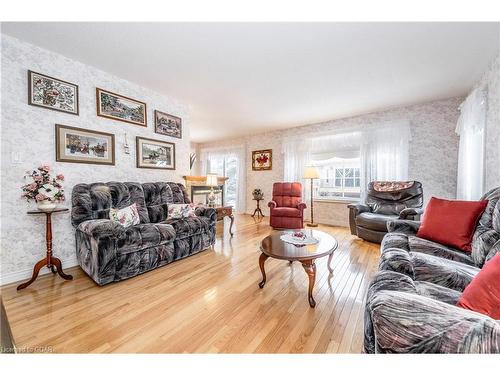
[96,88,147,126]
[154,110,182,138]
[252,149,272,171]
[28,70,79,115]
[136,137,175,170]
[55,124,115,165]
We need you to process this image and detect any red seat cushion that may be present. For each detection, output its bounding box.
[271,207,302,218]
[416,197,488,252]
[456,253,500,319]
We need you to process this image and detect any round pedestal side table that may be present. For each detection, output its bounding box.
[252,198,264,218]
[17,208,73,291]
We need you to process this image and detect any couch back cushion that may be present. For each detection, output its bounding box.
[142,182,191,223]
[272,182,302,208]
[471,187,500,267]
[71,182,191,226]
[71,182,149,227]
[366,181,423,215]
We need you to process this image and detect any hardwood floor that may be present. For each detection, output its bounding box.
[1,214,380,353]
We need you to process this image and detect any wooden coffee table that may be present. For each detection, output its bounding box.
[258,229,338,307]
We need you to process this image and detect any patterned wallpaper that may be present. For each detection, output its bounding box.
[1,35,191,283]
[476,52,500,192]
[199,97,463,225]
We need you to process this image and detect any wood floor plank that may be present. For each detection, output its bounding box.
[1,214,380,353]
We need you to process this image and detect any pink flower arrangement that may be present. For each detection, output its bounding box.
[21,165,65,203]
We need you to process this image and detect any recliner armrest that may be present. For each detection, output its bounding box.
[386,219,421,235]
[77,219,125,239]
[195,206,217,225]
[399,207,424,220]
[366,289,500,353]
[268,201,277,209]
[297,202,306,211]
[347,203,370,215]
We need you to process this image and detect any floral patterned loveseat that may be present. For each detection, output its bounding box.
[71,182,216,285]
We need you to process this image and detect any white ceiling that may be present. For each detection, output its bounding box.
[2,22,499,143]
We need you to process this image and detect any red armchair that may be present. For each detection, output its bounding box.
[268,182,307,229]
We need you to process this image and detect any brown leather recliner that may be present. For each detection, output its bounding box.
[348,181,423,243]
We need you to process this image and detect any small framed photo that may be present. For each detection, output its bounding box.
[28,70,79,115]
[154,110,182,138]
[55,124,115,165]
[252,149,272,171]
[96,88,147,127]
[136,137,175,170]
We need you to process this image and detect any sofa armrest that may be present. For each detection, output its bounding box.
[297,202,307,211]
[268,200,277,209]
[387,219,421,235]
[366,289,500,353]
[399,207,424,220]
[77,219,125,239]
[347,203,370,235]
[195,206,217,225]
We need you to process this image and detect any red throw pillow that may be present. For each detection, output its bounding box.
[456,253,500,319]
[416,197,488,252]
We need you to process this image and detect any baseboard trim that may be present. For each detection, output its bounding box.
[0,257,79,287]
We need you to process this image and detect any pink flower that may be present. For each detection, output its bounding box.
[28,183,38,191]
[40,165,50,172]
[56,174,64,181]
[33,175,42,182]
[35,193,47,201]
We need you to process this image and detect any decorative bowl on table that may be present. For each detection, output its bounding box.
[280,231,319,246]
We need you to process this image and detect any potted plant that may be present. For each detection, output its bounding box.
[21,165,65,211]
[252,188,264,200]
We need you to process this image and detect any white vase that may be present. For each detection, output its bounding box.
[37,200,58,211]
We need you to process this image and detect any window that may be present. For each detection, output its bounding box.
[313,157,361,200]
[206,155,238,207]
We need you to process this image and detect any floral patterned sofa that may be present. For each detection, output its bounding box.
[71,182,216,285]
[364,187,500,353]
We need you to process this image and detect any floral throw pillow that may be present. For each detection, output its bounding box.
[109,203,140,227]
[167,203,197,220]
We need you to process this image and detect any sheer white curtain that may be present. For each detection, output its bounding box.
[282,137,312,183]
[199,146,246,213]
[456,86,487,200]
[360,121,411,200]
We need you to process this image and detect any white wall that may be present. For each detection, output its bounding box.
[199,97,463,226]
[0,34,191,285]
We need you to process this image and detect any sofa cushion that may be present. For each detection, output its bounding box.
[416,197,488,252]
[408,236,475,266]
[355,212,398,232]
[117,223,176,254]
[167,216,212,239]
[457,253,500,319]
[271,207,302,218]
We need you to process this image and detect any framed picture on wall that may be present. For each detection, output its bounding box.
[136,137,176,170]
[55,124,115,165]
[96,88,147,126]
[28,70,79,115]
[252,149,272,171]
[154,110,182,138]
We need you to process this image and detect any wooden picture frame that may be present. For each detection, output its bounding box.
[154,110,182,138]
[252,149,272,171]
[136,136,176,170]
[55,124,115,165]
[28,70,79,115]
[96,88,147,127]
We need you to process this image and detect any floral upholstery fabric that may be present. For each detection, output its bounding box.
[72,182,216,285]
[364,186,500,353]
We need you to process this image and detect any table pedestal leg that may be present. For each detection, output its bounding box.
[258,253,269,288]
[229,214,234,237]
[327,252,334,273]
[301,260,317,308]
[17,258,47,290]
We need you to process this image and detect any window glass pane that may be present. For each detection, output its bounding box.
[335,169,342,177]
[354,169,360,177]
[345,178,354,187]
[354,178,360,187]
[345,168,353,177]
[335,178,342,186]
